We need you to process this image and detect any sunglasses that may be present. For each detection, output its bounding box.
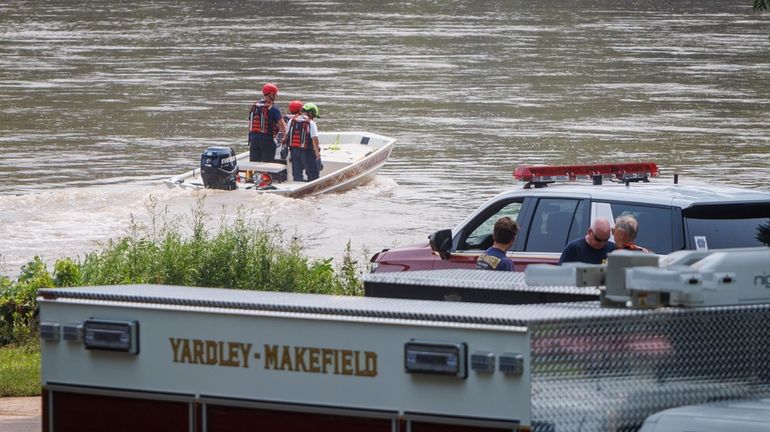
[592,233,610,243]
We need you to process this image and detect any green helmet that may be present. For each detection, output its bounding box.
[302,103,320,118]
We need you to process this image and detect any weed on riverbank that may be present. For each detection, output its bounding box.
[1,196,368,348]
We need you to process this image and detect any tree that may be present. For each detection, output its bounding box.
[756,0,768,12]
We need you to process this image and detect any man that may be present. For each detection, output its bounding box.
[277,100,303,160]
[559,217,616,264]
[248,83,286,162]
[284,103,321,181]
[613,215,652,252]
[476,217,519,271]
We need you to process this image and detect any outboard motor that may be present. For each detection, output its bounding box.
[200,146,238,190]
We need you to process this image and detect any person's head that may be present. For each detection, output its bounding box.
[288,100,304,114]
[302,102,320,119]
[586,217,611,250]
[493,216,519,248]
[613,215,639,247]
[262,83,279,101]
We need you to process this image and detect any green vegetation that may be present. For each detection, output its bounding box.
[0,197,369,395]
[0,343,40,397]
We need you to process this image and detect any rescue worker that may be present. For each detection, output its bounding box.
[612,215,652,252]
[248,83,286,162]
[476,217,519,271]
[284,103,321,181]
[285,100,304,122]
[276,100,303,160]
[559,217,616,264]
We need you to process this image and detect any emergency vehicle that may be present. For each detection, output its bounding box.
[38,247,770,431]
[369,162,770,272]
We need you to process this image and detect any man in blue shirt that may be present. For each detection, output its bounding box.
[476,217,519,271]
[559,217,615,264]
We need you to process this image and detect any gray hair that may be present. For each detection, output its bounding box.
[614,215,639,240]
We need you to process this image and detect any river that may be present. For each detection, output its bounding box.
[1,0,769,275]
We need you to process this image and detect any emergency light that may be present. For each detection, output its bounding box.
[513,162,660,185]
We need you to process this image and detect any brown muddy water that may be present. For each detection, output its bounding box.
[1,0,769,274]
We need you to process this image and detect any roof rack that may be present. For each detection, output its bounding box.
[513,162,660,188]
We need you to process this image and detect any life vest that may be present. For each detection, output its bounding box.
[622,242,651,253]
[286,115,312,149]
[249,100,276,136]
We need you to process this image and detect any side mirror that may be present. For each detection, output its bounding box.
[429,229,453,259]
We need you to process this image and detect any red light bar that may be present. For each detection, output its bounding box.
[513,162,659,182]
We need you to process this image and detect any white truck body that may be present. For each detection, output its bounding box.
[39,275,770,431]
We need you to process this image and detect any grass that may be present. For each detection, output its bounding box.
[0,343,40,397]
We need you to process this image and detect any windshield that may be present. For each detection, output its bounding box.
[463,200,523,250]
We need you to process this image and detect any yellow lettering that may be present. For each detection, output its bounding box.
[169,338,183,363]
[205,340,218,365]
[193,340,205,364]
[294,346,307,372]
[321,349,334,374]
[280,345,294,371]
[221,342,239,367]
[168,338,258,370]
[308,348,321,373]
[239,343,252,368]
[180,339,192,363]
[341,349,354,375]
[334,348,340,374]
[361,351,378,377]
[264,344,279,369]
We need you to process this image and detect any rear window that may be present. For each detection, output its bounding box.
[685,217,770,249]
[683,203,770,249]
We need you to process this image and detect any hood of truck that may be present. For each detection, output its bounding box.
[370,241,436,272]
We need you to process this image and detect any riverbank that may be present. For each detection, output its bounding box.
[0,397,40,432]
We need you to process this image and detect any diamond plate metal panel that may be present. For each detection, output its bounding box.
[529,305,770,431]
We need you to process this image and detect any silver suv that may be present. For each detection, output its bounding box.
[370,163,770,272]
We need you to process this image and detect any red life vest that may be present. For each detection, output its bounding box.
[286,115,312,149]
[249,100,276,136]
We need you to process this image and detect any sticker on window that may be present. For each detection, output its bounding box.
[694,236,708,251]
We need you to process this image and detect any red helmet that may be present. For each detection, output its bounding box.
[262,83,278,96]
[288,100,304,114]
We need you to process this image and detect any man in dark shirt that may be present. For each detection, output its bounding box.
[476,217,519,271]
[559,217,615,264]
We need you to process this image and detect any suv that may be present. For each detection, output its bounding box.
[370,162,770,273]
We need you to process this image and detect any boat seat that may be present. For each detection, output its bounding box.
[238,161,286,173]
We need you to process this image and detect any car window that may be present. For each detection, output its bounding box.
[608,203,673,253]
[568,199,589,242]
[685,217,770,249]
[525,198,579,253]
[462,200,524,250]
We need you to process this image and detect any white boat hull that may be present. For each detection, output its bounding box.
[166,132,396,198]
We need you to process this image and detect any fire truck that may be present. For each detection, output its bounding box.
[38,247,770,431]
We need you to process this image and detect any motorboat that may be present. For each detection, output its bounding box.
[166,131,396,198]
